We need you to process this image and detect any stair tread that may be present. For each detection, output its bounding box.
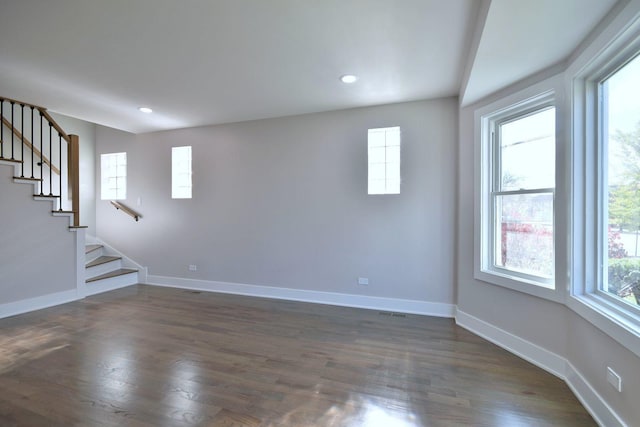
[0,158,23,164]
[86,268,137,283]
[14,176,42,181]
[85,244,103,254]
[86,255,121,268]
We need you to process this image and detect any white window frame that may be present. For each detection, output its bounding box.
[474,78,562,303]
[367,126,401,195]
[569,19,640,356]
[100,152,127,201]
[172,146,192,199]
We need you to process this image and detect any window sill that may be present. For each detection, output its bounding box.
[567,293,640,359]
[474,268,561,303]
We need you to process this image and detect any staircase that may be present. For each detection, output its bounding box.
[85,244,139,295]
[1,95,140,300]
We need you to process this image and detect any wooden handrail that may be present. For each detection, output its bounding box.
[0,97,71,143]
[0,96,46,112]
[39,109,71,143]
[110,200,142,222]
[1,95,81,227]
[0,116,60,175]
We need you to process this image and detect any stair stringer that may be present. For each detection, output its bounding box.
[0,160,85,318]
[86,235,148,283]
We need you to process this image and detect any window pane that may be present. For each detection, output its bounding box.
[386,128,400,146]
[386,162,400,181]
[386,146,400,164]
[172,146,192,199]
[386,179,400,194]
[100,152,127,200]
[368,163,386,181]
[368,127,401,195]
[368,130,386,148]
[603,54,640,308]
[495,193,554,278]
[368,146,386,164]
[368,179,386,195]
[499,108,555,191]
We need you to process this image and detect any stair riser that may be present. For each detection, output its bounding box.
[86,259,122,278]
[85,248,104,264]
[86,272,138,296]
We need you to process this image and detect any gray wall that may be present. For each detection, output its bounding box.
[0,163,76,304]
[96,99,457,303]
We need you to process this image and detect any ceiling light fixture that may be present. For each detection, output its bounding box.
[139,107,153,113]
[340,74,358,84]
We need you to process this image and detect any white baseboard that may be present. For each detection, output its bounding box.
[0,289,79,320]
[455,309,566,377]
[145,275,456,318]
[456,309,625,427]
[565,362,626,427]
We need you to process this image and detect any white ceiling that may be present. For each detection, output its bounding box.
[0,0,618,134]
[461,0,618,106]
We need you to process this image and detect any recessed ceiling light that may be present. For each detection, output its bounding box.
[340,74,358,84]
[139,107,153,114]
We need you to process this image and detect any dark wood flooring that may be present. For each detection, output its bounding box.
[0,285,595,426]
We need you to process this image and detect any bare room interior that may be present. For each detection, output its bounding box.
[1,1,640,426]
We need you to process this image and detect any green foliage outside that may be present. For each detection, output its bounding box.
[609,123,640,231]
[608,122,640,306]
[608,258,640,305]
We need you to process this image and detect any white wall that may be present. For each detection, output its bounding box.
[96,99,457,307]
[0,162,77,306]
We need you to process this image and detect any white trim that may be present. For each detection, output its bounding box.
[567,3,640,358]
[86,272,138,296]
[455,309,626,427]
[0,289,79,320]
[566,361,626,427]
[93,237,148,283]
[473,74,565,304]
[145,275,456,318]
[455,309,565,377]
[75,228,87,298]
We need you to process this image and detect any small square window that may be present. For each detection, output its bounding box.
[100,152,126,200]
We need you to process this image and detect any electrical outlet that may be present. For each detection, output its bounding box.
[358,277,369,285]
[189,264,197,271]
[606,367,622,392]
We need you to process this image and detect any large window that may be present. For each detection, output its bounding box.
[571,25,640,348]
[599,54,640,311]
[477,94,556,293]
[172,146,192,199]
[100,152,126,200]
[368,127,400,195]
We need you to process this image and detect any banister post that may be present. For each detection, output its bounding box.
[68,134,80,227]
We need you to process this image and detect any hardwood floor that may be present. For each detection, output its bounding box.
[0,285,595,426]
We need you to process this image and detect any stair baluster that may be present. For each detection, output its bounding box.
[39,111,44,195]
[20,104,25,178]
[58,133,62,210]
[1,95,81,225]
[0,99,3,158]
[30,106,35,179]
[48,122,53,197]
[10,101,15,160]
